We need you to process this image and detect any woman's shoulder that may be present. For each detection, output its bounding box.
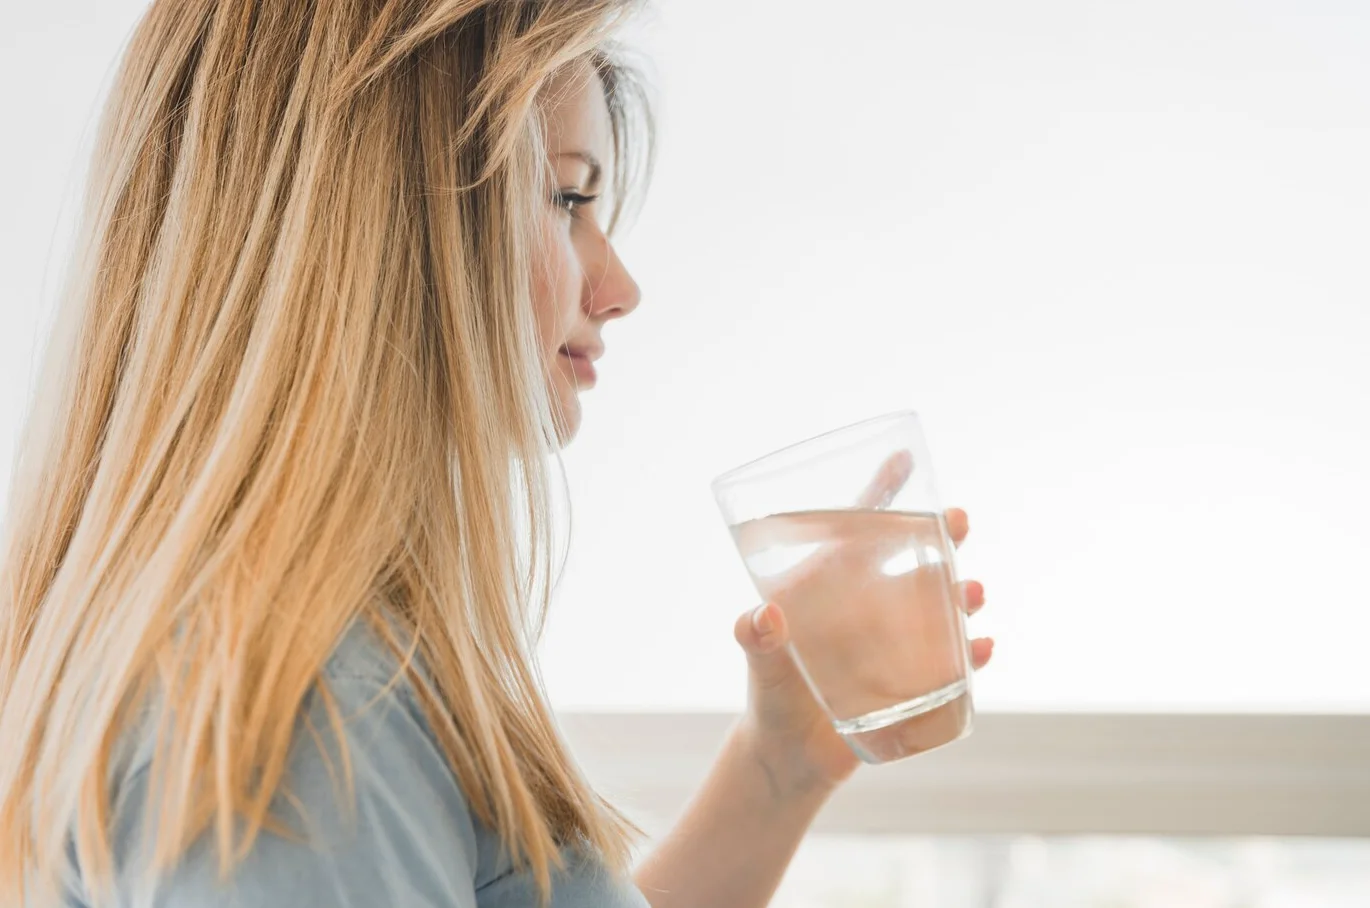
[308,617,651,908]
[103,617,648,907]
[111,615,418,784]
[313,614,418,724]
[323,611,423,689]
[100,616,482,906]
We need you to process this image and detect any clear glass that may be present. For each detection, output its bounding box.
[711,409,973,763]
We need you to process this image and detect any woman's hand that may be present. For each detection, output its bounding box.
[731,455,994,800]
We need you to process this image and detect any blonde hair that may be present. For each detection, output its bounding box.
[0,1,652,904]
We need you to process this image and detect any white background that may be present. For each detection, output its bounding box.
[3,1,1367,715]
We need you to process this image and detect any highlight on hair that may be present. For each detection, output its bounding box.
[0,1,653,904]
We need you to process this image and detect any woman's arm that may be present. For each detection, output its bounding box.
[632,715,835,908]
[634,507,991,908]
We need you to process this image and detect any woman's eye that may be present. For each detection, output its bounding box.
[554,190,598,216]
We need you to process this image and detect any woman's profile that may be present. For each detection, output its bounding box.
[0,2,992,906]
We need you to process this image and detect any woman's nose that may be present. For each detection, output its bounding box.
[584,235,640,319]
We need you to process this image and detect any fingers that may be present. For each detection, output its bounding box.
[734,603,806,691]
[970,636,994,670]
[851,452,972,557]
[945,507,969,548]
[962,579,985,615]
[776,451,914,591]
[734,602,789,656]
[737,603,995,695]
[964,580,991,669]
[855,449,913,509]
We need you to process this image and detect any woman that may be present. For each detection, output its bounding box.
[0,1,993,906]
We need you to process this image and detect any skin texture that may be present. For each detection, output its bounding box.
[534,60,994,908]
[535,62,641,444]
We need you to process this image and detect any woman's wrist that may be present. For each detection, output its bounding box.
[634,716,843,908]
[732,714,845,811]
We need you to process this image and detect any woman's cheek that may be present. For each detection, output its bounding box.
[531,219,578,350]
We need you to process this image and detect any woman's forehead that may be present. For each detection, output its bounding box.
[542,61,612,163]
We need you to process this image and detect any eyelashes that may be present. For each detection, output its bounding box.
[553,190,599,216]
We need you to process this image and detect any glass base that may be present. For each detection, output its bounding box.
[834,679,974,764]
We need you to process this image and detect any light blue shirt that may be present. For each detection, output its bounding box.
[83,621,650,908]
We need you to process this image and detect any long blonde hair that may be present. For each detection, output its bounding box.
[0,1,652,904]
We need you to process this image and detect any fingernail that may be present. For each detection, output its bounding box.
[751,603,774,636]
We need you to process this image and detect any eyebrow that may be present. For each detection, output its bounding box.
[555,151,603,192]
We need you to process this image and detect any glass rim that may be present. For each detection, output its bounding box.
[710,408,921,495]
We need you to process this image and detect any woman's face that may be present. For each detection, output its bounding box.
[534,61,641,445]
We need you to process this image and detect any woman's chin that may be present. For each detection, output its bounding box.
[550,390,582,448]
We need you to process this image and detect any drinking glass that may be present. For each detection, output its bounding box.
[711,410,973,763]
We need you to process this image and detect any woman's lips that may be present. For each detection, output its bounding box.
[558,349,597,386]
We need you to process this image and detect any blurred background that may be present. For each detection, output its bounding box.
[3,1,1368,904]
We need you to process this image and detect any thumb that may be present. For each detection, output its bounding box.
[733,602,804,691]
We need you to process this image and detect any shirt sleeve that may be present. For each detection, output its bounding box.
[107,671,482,908]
